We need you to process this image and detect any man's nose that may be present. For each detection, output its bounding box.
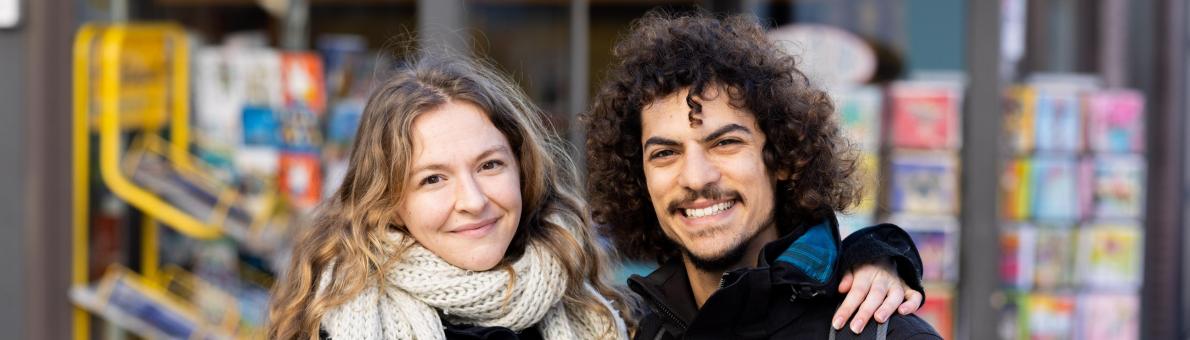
[678,149,722,191]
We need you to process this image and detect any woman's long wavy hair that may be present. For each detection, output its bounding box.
[584,11,863,264]
[268,54,632,339]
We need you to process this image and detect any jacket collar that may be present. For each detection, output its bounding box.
[628,212,844,328]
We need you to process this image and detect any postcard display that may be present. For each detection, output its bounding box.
[74,27,381,338]
[998,79,1145,340]
[834,79,964,340]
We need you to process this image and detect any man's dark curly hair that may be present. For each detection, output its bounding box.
[583,11,862,264]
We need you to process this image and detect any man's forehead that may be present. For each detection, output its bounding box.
[640,94,760,139]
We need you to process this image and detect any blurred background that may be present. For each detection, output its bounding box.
[2,0,1187,339]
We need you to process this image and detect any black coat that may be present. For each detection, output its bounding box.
[629,216,942,340]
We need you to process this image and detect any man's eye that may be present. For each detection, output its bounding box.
[650,150,676,160]
[480,160,505,171]
[420,175,443,186]
[715,139,741,147]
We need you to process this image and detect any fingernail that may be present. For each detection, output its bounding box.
[832,317,843,330]
[899,306,910,314]
[851,320,863,333]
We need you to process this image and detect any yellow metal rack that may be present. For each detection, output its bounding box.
[72,22,273,339]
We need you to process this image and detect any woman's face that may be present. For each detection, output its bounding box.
[397,100,523,271]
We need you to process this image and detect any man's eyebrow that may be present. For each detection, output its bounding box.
[643,136,681,149]
[702,124,751,143]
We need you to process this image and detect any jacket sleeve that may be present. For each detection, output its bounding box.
[838,223,926,301]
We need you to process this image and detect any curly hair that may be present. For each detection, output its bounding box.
[584,11,862,264]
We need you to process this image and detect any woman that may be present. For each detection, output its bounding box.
[268,55,630,339]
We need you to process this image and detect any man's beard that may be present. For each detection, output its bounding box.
[680,237,751,272]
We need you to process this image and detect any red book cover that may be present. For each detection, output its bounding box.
[888,82,962,150]
[280,52,327,115]
[279,151,322,211]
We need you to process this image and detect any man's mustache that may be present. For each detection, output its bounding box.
[667,185,742,212]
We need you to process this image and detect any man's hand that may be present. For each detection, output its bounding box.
[831,258,923,333]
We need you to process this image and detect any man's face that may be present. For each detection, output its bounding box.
[640,85,778,271]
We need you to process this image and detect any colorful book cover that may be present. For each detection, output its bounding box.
[888,82,962,150]
[1076,292,1139,340]
[235,49,283,109]
[279,150,322,211]
[280,52,327,115]
[1032,223,1076,289]
[1029,155,1082,220]
[241,106,282,147]
[1084,89,1145,153]
[1000,157,1033,220]
[890,214,959,283]
[1000,223,1036,289]
[888,152,960,214]
[1092,154,1146,219]
[1026,293,1076,340]
[1003,86,1037,153]
[1033,87,1083,152]
[326,98,365,148]
[1077,222,1143,289]
[280,106,323,149]
[193,47,244,148]
[316,34,367,101]
[835,85,883,152]
[917,285,954,340]
[998,292,1027,340]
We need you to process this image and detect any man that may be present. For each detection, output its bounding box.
[584,12,941,339]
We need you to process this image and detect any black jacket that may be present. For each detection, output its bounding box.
[629,216,941,340]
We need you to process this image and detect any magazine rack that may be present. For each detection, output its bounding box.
[72,23,276,340]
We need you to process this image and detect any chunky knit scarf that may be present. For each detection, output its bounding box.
[321,235,628,340]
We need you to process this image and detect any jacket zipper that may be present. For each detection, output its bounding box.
[646,295,689,330]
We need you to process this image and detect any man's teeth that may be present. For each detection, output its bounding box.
[684,201,734,218]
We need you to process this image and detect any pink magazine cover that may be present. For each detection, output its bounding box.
[1076,292,1139,340]
[1084,89,1145,153]
[888,82,962,150]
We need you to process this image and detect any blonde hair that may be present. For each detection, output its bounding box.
[267,55,633,339]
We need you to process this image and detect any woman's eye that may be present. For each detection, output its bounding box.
[480,160,505,171]
[420,175,443,186]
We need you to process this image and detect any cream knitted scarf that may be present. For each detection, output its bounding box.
[321,235,628,340]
